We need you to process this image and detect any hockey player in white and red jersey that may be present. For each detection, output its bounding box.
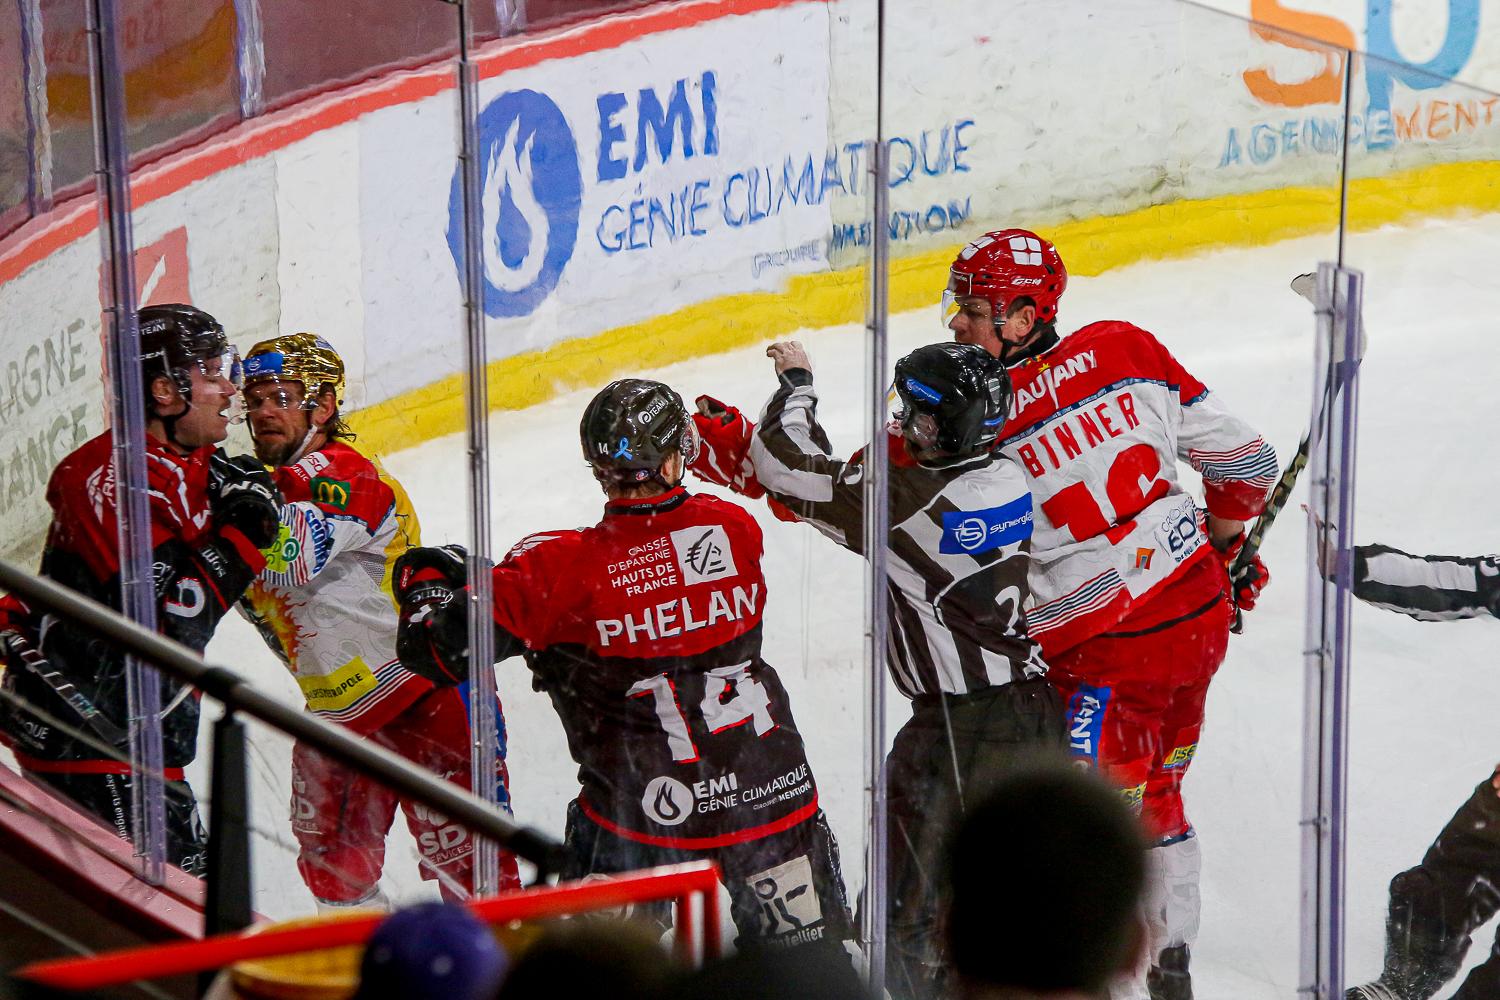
[238,334,518,908]
[944,229,1276,999]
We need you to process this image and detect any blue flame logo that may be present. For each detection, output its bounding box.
[448,89,581,318]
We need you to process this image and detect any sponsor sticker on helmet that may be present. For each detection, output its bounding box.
[903,377,944,406]
[939,494,1033,555]
[243,351,287,380]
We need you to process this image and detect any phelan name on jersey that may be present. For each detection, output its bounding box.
[595,583,759,647]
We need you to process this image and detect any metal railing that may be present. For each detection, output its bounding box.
[0,557,565,937]
[16,862,723,992]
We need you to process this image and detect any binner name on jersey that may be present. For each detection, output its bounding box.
[596,583,759,647]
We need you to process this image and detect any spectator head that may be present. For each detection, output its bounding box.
[352,901,509,1000]
[947,764,1148,997]
[495,918,675,1000]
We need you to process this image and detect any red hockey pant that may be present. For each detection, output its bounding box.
[1047,592,1230,842]
[290,686,519,903]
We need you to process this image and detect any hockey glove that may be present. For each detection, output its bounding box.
[691,395,766,497]
[692,396,801,523]
[1217,531,1270,612]
[393,545,471,687]
[209,452,284,550]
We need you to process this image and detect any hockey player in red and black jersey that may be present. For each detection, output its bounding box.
[0,304,281,876]
[238,334,519,909]
[944,230,1277,1000]
[393,379,854,952]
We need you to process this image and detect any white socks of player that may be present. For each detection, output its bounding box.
[1110,833,1203,1000]
[1148,833,1203,954]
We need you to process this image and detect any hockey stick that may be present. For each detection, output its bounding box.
[2,626,129,745]
[1228,273,1364,634]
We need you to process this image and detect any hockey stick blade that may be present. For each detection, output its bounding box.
[1229,272,1364,634]
[2,628,129,745]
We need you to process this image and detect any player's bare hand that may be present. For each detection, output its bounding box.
[767,341,811,375]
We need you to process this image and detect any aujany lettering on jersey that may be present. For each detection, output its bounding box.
[595,583,759,647]
[1010,350,1097,420]
[1014,389,1141,479]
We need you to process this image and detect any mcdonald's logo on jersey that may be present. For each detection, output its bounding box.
[311,476,351,511]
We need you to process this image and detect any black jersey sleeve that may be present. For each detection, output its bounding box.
[1351,543,1500,621]
[150,526,269,653]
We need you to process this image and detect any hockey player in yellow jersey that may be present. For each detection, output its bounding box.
[239,333,519,907]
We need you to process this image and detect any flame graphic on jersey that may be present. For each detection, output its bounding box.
[482,117,548,292]
[246,583,303,668]
[653,781,684,822]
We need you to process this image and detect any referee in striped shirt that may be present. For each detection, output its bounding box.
[705,339,1065,1000]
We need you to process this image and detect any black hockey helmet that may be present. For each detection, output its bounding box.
[580,378,697,488]
[893,342,1011,460]
[138,303,240,401]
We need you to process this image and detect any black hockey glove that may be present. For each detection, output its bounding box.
[209,452,284,550]
[394,545,471,687]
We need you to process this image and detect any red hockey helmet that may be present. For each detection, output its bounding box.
[944,229,1068,329]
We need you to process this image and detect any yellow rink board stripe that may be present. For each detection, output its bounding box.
[348,158,1500,459]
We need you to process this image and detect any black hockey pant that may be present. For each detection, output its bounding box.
[28,769,208,878]
[1377,769,1500,1000]
[560,800,855,952]
[880,676,1067,1000]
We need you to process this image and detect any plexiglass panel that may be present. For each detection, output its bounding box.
[0,0,30,236]
[1338,53,1500,998]
[35,0,239,198]
[875,1,1351,996]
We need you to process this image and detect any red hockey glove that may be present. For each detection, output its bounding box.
[1217,532,1270,612]
[691,395,766,498]
[393,545,470,686]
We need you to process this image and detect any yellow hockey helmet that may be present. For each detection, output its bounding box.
[243,332,345,408]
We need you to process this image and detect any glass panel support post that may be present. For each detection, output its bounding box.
[1299,263,1364,999]
[87,0,167,884]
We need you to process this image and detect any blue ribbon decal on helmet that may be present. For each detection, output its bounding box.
[613,436,633,460]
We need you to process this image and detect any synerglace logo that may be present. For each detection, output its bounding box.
[448,89,582,318]
[954,517,988,552]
